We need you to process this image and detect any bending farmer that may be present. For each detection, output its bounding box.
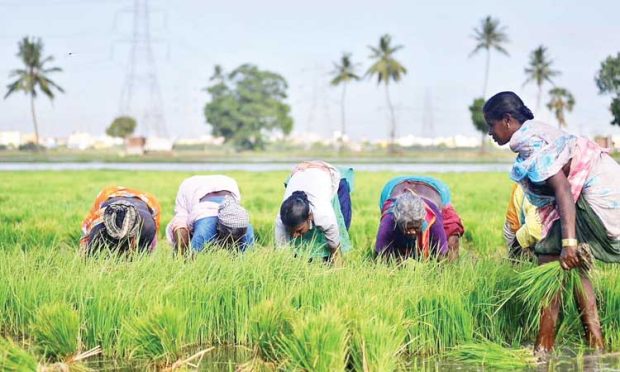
[375,176,464,260]
[166,175,254,254]
[80,186,161,255]
[504,183,542,259]
[484,91,620,353]
[275,160,353,262]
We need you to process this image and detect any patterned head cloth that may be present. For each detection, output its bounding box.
[103,200,142,240]
[218,196,250,229]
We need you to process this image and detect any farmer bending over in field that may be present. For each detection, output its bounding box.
[167,175,254,255]
[504,183,542,259]
[275,160,353,263]
[485,91,620,354]
[375,176,464,261]
[80,186,161,255]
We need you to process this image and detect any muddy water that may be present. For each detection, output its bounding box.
[85,348,620,371]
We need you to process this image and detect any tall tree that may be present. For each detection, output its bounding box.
[595,53,620,127]
[330,53,360,146]
[366,34,407,152]
[524,46,560,111]
[204,64,293,151]
[470,16,509,97]
[4,37,64,147]
[546,87,575,128]
[469,97,488,152]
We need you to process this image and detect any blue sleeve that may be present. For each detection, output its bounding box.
[191,216,219,252]
[241,224,255,252]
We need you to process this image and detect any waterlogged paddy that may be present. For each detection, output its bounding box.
[1,171,619,371]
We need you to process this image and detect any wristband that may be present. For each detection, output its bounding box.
[561,238,578,247]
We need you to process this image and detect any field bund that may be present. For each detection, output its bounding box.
[0,171,619,370]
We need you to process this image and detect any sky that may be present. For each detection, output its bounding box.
[1,0,620,140]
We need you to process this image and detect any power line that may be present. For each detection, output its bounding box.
[117,0,167,137]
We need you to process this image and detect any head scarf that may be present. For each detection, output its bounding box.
[218,196,250,229]
[103,200,142,240]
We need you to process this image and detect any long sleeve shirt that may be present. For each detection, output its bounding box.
[166,175,241,244]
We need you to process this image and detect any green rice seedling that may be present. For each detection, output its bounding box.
[507,262,586,333]
[122,305,187,366]
[404,288,473,355]
[0,337,39,372]
[348,313,406,372]
[447,341,537,369]
[247,299,293,363]
[30,302,81,362]
[280,306,349,371]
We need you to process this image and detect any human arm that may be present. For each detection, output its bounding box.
[375,214,396,257]
[546,171,579,270]
[275,216,289,248]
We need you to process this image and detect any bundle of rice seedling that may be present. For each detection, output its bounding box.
[122,305,187,366]
[247,299,293,363]
[447,341,537,369]
[30,302,81,361]
[0,337,38,372]
[507,261,587,332]
[279,306,349,371]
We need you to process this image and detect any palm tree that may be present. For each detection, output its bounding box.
[547,87,575,128]
[4,37,64,147]
[330,53,360,146]
[470,16,509,97]
[524,45,560,112]
[367,34,407,152]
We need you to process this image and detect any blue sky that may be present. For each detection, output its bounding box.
[1,0,619,140]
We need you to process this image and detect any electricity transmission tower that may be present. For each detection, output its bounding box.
[119,0,167,137]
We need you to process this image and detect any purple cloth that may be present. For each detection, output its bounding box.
[375,199,448,258]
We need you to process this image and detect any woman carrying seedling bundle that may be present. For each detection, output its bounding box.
[166,175,254,255]
[80,186,161,255]
[504,183,542,259]
[375,176,464,261]
[275,160,354,263]
[484,91,620,353]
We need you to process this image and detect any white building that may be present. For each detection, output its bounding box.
[67,132,95,150]
[0,131,21,148]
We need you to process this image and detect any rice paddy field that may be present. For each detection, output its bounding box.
[1,170,619,371]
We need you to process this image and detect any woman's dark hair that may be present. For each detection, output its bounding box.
[280,191,311,227]
[483,91,535,124]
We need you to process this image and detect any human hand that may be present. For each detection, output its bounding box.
[560,245,579,270]
[329,247,344,268]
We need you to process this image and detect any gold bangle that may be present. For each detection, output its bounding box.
[561,238,578,247]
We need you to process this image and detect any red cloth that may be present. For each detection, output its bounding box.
[441,204,464,237]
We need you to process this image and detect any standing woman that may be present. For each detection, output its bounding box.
[81,186,161,255]
[275,160,353,262]
[484,91,620,353]
[375,176,464,261]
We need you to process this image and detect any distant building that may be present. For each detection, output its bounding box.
[145,137,174,152]
[0,131,21,148]
[67,132,95,150]
[126,136,146,155]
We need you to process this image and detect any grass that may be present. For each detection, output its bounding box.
[0,337,38,372]
[447,341,538,369]
[0,170,618,370]
[30,302,80,361]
